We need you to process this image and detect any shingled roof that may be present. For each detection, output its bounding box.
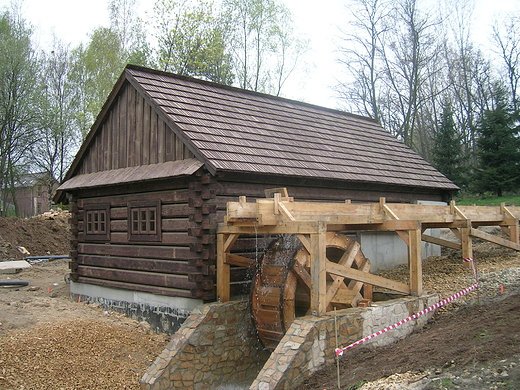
[63,65,458,191]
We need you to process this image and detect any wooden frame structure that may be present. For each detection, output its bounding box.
[217,190,520,316]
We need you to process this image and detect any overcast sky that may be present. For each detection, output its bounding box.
[0,0,518,109]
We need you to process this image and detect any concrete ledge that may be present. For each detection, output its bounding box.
[70,281,201,334]
[0,260,32,274]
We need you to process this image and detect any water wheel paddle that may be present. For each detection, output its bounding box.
[251,232,371,350]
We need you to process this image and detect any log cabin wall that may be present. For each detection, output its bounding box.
[69,174,216,301]
[67,168,451,303]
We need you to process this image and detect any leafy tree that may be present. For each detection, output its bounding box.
[475,89,520,197]
[432,101,466,188]
[109,0,151,67]
[222,0,306,95]
[30,36,81,209]
[152,0,234,84]
[70,27,126,135]
[0,9,39,216]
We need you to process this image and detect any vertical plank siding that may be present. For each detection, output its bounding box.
[76,83,193,175]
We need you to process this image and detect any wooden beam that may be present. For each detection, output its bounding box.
[296,234,311,254]
[218,221,321,235]
[292,261,312,289]
[500,203,519,244]
[325,261,410,294]
[396,231,410,246]
[217,233,230,302]
[310,222,327,316]
[327,219,421,232]
[461,221,473,261]
[380,197,400,219]
[225,253,255,268]
[421,234,462,250]
[450,228,462,240]
[223,233,239,252]
[470,228,520,251]
[450,200,467,219]
[325,240,360,305]
[408,228,422,296]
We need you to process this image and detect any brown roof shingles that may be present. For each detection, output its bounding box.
[126,66,457,190]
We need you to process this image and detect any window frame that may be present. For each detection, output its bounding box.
[127,200,162,242]
[84,203,110,241]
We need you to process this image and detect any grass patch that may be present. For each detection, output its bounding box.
[474,329,491,339]
[346,381,367,390]
[455,195,520,206]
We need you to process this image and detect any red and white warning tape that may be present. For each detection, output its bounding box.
[335,258,479,356]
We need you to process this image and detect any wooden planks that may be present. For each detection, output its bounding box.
[219,192,520,317]
[225,197,520,229]
[470,228,520,251]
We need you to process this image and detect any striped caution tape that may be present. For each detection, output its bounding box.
[335,258,480,357]
[463,257,479,282]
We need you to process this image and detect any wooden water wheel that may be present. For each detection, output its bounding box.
[251,232,372,350]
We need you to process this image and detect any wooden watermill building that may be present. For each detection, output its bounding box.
[54,65,458,329]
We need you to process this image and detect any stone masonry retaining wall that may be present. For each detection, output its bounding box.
[140,300,270,390]
[250,293,439,390]
[141,294,438,390]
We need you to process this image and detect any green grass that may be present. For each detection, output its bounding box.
[455,195,520,206]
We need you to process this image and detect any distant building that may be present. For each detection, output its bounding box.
[3,173,57,217]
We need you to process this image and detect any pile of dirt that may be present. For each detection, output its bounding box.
[0,210,71,261]
[0,318,169,390]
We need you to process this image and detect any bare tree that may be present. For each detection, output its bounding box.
[380,0,443,149]
[222,0,306,95]
[30,37,81,208]
[492,15,520,113]
[336,0,391,122]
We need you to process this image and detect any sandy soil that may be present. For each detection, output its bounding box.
[0,213,169,390]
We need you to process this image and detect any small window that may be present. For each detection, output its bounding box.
[84,204,110,241]
[128,201,161,242]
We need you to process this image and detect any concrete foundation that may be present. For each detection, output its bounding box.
[70,281,202,334]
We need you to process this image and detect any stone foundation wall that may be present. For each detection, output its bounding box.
[141,294,438,390]
[250,293,439,390]
[141,301,270,390]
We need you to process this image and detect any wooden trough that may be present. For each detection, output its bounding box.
[217,189,520,349]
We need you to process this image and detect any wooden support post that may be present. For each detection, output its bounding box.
[461,220,473,262]
[408,227,422,296]
[501,202,519,244]
[216,233,230,302]
[510,223,520,245]
[310,222,327,316]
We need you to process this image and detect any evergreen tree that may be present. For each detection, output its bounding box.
[432,102,466,188]
[475,91,520,197]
